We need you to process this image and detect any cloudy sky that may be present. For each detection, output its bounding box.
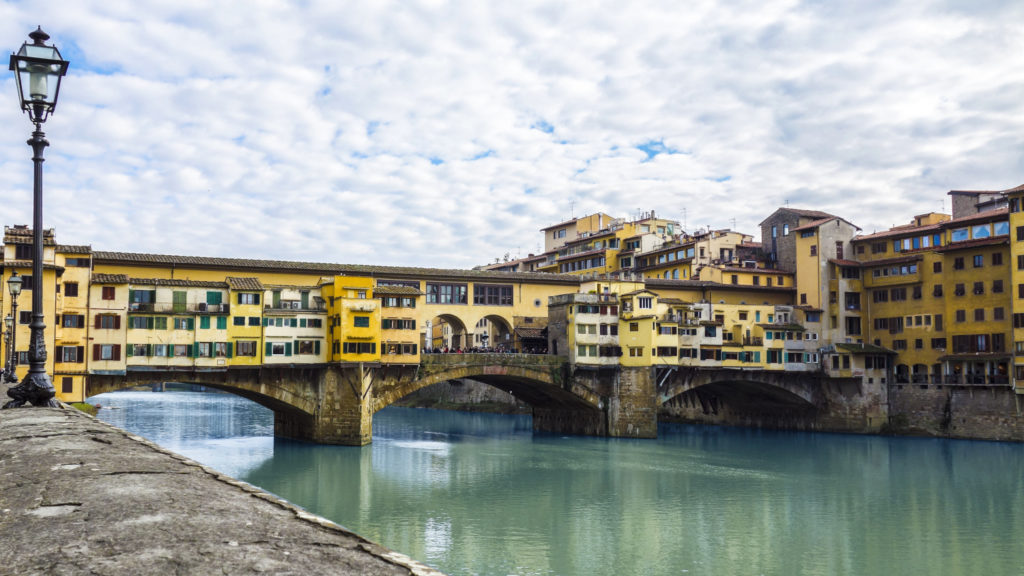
[1,1,1022,270]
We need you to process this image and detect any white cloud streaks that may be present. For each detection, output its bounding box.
[1,0,1022,268]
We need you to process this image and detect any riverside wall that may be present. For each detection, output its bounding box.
[0,405,445,576]
[888,383,1024,441]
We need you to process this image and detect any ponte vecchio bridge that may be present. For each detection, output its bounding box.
[86,354,881,445]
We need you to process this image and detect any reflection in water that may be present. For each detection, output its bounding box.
[91,391,1024,576]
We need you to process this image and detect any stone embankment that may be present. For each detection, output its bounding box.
[0,405,445,575]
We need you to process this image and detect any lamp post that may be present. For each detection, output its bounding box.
[4,27,68,408]
[3,316,13,383]
[5,272,22,383]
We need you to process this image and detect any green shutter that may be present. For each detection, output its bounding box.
[266,342,273,357]
[217,316,227,330]
[187,318,195,330]
[254,294,261,305]
[200,316,210,329]
[226,342,233,358]
[285,342,292,357]
[127,345,133,357]
[314,340,320,355]
[273,291,281,308]
[187,344,194,358]
[300,318,307,328]
[146,344,152,357]
[263,318,268,327]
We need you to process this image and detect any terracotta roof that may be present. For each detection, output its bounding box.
[90,251,580,285]
[853,222,943,242]
[792,216,861,233]
[943,206,1008,225]
[373,285,423,296]
[829,259,861,267]
[92,274,129,284]
[658,297,689,305]
[1001,183,1024,194]
[935,236,1008,253]
[130,277,228,288]
[860,255,922,267]
[948,190,1000,196]
[2,260,64,271]
[835,343,895,355]
[57,245,91,254]
[226,277,264,291]
[758,207,836,226]
[514,327,546,339]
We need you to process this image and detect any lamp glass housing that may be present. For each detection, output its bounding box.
[8,28,69,122]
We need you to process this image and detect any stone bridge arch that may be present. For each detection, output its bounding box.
[658,367,824,410]
[371,355,610,436]
[86,366,327,440]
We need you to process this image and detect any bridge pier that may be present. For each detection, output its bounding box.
[533,366,657,439]
[274,365,373,446]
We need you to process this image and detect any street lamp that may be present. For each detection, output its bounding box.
[4,27,68,408]
[3,315,13,383]
[5,272,22,383]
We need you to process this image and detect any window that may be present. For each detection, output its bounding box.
[196,342,212,357]
[101,286,116,300]
[933,285,943,297]
[58,346,83,363]
[933,262,942,273]
[638,297,653,309]
[993,252,1003,266]
[954,284,965,297]
[973,255,984,268]
[954,257,964,270]
[130,343,149,357]
[215,342,229,357]
[153,344,168,357]
[426,283,468,304]
[354,316,370,328]
[473,284,513,306]
[92,344,121,361]
[994,307,1005,321]
[956,310,966,323]
[307,318,323,329]
[94,314,120,329]
[173,345,189,357]
[248,316,260,326]
[173,317,193,330]
[630,322,639,332]
[15,244,31,259]
[974,308,985,322]
[237,341,258,356]
[62,314,85,328]
[912,286,922,300]
[64,282,79,297]
[973,282,985,295]
[61,377,73,394]
[343,342,376,354]
[931,338,947,350]
[810,245,817,257]
[994,280,1004,293]
[296,340,319,355]
[237,293,260,305]
[233,317,245,326]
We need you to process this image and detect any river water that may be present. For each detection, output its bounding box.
[88,390,1024,576]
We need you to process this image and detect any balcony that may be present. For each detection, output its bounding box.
[129,302,230,314]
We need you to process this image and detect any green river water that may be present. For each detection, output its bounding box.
[89,390,1024,576]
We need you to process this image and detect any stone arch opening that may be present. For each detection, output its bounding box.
[472,314,514,351]
[426,313,469,351]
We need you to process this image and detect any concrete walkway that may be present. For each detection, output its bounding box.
[0,405,446,575]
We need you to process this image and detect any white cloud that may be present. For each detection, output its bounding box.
[1,0,1023,268]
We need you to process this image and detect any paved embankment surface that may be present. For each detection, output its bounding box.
[0,405,446,575]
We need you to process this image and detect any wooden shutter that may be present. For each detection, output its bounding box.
[314,340,320,355]
[265,342,273,357]
[76,346,84,362]
[92,345,100,361]
[94,316,102,329]
[285,342,292,356]
[187,318,195,330]
[226,342,233,358]
[114,315,121,330]
[112,345,121,361]
[126,344,133,357]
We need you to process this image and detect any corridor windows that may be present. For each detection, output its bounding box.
[473,284,513,306]
[426,283,468,304]
[236,341,258,357]
[353,316,370,328]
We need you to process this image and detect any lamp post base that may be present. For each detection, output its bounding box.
[3,373,58,408]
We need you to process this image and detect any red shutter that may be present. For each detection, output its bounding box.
[114,315,121,330]
[112,345,121,361]
[76,346,84,363]
[92,345,100,361]
[94,316,102,329]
